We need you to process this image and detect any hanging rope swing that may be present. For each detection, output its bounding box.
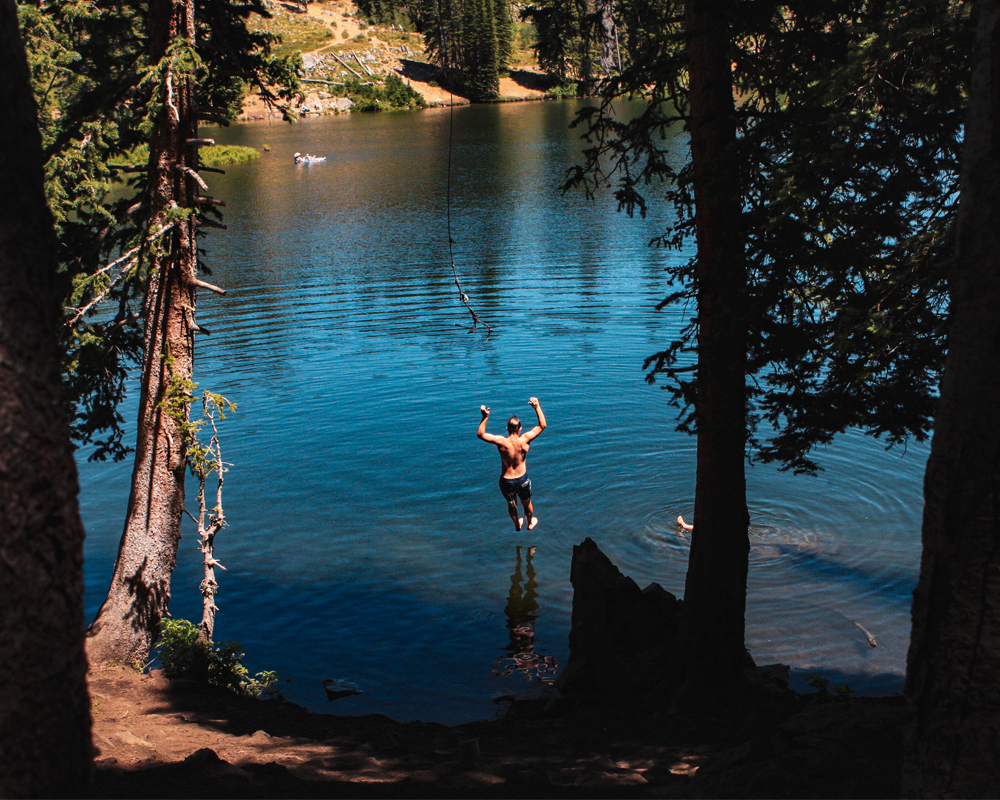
[446,90,493,337]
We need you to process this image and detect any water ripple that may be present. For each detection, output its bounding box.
[79,102,926,724]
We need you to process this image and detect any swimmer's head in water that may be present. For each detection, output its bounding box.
[507,416,521,434]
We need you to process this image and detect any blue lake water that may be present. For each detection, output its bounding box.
[78,100,927,724]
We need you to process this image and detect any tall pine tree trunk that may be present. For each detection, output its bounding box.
[902,1,1000,794]
[595,0,617,76]
[0,1,92,793]
[88,0,200,665]
[578,0,596,92]
[676,0,752,696]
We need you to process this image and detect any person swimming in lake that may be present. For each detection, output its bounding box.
[478,397,546,531]
[678,515,694,532]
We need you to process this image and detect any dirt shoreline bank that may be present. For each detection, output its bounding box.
[238,68,554,122]
[90,663,905,798]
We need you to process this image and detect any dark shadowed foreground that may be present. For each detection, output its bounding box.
[0,2,91,793]
[90,665,904,798]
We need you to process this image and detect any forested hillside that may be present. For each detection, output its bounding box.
[349,0,617,97]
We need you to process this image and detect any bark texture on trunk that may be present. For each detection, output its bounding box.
[579,0,596,92]
[677,0,752,695]
[596,0,618,76]
[88,0,200,666]
[0,1,93,794]
[903,2,1000,795]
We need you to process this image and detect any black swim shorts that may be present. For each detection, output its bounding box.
[499,473,532,503]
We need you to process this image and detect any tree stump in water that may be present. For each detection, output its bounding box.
[555,537,682,703]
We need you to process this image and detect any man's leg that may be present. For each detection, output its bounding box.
[507,499,523,531]
[523,495,538,530]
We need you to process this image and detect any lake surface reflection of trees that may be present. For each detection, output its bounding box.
[494,546,558,684]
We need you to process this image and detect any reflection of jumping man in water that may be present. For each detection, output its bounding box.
[504,545,539,658]
[478,398,546,531]
[494,545,558,681]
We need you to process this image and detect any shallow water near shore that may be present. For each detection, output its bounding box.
[78,100,926,724]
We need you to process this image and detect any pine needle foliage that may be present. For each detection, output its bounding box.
[19,0,299,461]
[421,0,513,99]
[565,0,970,473]
[520,0,622,91]
[334,74,427,110]
[520,0,589,85]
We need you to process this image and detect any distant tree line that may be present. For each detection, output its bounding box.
[356,0,514,100]
[355,0,627,96]
[354,0,422,27]
[424,0,514,99]
[520,0,619,90]
[352,0,628,99]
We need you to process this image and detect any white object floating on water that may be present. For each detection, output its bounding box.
[322,678,362,701]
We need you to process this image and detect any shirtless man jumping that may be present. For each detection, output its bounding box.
[478,397,547,531]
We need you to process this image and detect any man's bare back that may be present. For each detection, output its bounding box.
[478,398,547,531]
[494,428,530,478]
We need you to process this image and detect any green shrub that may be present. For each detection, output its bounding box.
[545,81,582,99]
[110,144,260,169]
[200,145,261,166]
[155,618,287,700]
[381,72,426,109]
[805,674,855,703]
[333,74,426,112]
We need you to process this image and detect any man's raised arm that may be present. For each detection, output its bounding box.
[478,405,501,443]
[524,397,547,441]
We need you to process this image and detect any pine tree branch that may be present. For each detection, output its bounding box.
[65,222,178,326]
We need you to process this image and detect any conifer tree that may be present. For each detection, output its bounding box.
[522,0,620,88]
[566,0,969,694]
[0,1,91,792]
[903,1,1000,793]
[423,0,464,79]
[422,0,510,98]
[21,0,298,664]
[463,0,500,99]
[85,0,205,666]
[21,0,297,463]
[520,0,586,84]
[493,0,513,72]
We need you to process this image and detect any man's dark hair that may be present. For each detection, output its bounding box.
[507,416,521,434]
